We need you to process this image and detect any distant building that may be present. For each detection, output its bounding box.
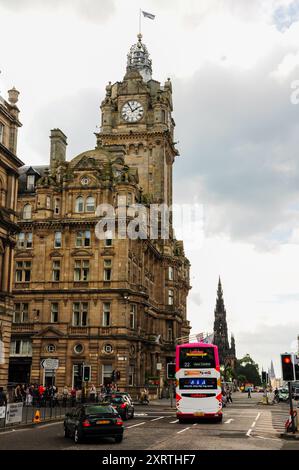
[0,87,23,388]
[213,277,236,369]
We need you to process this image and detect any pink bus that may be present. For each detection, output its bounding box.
[176,343,223,422]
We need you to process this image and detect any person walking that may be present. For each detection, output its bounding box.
[62,386,69,407]
[247,386,252,398]
[227,388,233,403]
[0,387,7,406]
[89,384,97,402]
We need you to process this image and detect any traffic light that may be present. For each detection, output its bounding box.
[167,363,176,380]
[295,356,299,380]
[83,365,91,382]
[261,371,267,383]
[281,354,295,381]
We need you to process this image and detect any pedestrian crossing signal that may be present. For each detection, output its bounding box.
[281,354,295,381]
[83,365,91,382]
[167,363,176,380]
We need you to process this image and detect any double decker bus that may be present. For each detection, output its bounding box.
[176,342,222,422]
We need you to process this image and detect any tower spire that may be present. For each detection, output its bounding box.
[213,277,230,365]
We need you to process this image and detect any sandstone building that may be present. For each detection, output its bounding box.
[10,36,191,392]
[0,87,23,388]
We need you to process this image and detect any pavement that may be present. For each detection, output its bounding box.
[0,392,298,450]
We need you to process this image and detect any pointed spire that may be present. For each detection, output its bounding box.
[126,34,152,82]
[213,277,230,365]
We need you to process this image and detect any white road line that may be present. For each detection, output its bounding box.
[177,427,190,434]
[150,416,165,422]
[246,428,252,437]
[251,421,256,428]
[170,420,179,424]
[192,423,197,426]
[225,419,234,424]
[255,435,281,442]
[126,422,146,429]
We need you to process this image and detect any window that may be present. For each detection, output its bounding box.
[75,196,84,213]
[51,303,59,323]
[0,123,4,144]
[104,259,112,281]
[128,366,134,386]
[13,303,29,323]
[167,321,173,341]
[54,231,62,248]
[102,302,111,326]
[130,304,136,329]
[52,260,61,282]
[86,196,95,212]
[105,238,112,247]
[17,232,33,249]
[168,289,174,305]
[76,230,91,247]
[104,344,113,353]
[74,260,90,281]
[47,344,56,353]
[23,204,32,220]
[15,261,31,282]
[72,302,88,326]
[10,339,32,356]
[54,199,60,215]
[74,344,84,354]
[102,364,113,385]
[168,266,174,281]
[26,175,35,191]
[46,196,51,209]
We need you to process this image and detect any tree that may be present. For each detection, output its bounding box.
[235,354,261,386]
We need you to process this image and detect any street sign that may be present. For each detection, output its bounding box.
[41,358,59,369]
[156,363,162,371]
[5,403,23,424]
[167,363,176,379]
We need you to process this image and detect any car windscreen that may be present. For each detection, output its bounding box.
[179,347,216,369]
[85,405,115,415]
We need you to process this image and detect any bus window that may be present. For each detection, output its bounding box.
[179,347,216,369]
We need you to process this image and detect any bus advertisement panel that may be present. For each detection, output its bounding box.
[176,343,222,422]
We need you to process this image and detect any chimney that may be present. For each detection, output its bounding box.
[50,129,67,173]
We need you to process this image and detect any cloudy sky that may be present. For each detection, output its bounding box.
[1,0,299,376]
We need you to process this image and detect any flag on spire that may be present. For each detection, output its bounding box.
[142,11,155,20]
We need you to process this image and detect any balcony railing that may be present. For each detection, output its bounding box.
[11,323,34,332]
[68,326,88,335]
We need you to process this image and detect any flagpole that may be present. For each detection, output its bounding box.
[139,9,141,35]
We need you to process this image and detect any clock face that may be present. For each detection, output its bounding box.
[121,101,144,123]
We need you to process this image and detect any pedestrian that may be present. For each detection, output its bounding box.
[89,384,97,402]
[70,387,76,407]
[0,387,7,406]
[62,386,69,407]
[247,386,252,398]
[227,388,233,403]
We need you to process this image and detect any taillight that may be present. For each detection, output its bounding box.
[120,403,127,409]
[82,419,91,427]
[116,418,123,426]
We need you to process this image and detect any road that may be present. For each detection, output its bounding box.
[0,393,298,450]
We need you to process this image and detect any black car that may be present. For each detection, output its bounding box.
[64,404,124,443]
[102,394,134,420]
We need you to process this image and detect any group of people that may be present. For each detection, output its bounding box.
[10,382,120,406]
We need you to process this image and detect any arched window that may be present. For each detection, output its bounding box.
[23,204,32,220]
[86,196,95,212]
[75,196,84,213]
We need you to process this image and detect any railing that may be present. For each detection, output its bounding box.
[68,326,88,335]
[11,323,35,332]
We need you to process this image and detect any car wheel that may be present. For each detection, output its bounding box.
[74,428,82,444]
[115,435,123,443]
[64,426,70,438]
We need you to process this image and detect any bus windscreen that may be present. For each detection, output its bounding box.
[179,347,216,369]
[179,378,218,390]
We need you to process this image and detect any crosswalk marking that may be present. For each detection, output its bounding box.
[150,416,165,422]
[177,427,190,434]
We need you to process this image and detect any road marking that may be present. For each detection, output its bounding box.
[170,420,179,424]
[150,416,165,422]
[126,422,146,429]
[135,413,148,417]
[192,423,197,426]
[246,428,252,437]
[177,427,190,434]
[225,419,234,424]
[255,435,281,442]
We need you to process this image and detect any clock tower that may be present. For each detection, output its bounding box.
[97,34,178,209]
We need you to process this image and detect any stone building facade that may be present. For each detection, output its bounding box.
[0,88,23,388]
[10,35,191,392]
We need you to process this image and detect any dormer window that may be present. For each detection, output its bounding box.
[26,175,35,191]
[75,196,84,213]
[86,196,95,212]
